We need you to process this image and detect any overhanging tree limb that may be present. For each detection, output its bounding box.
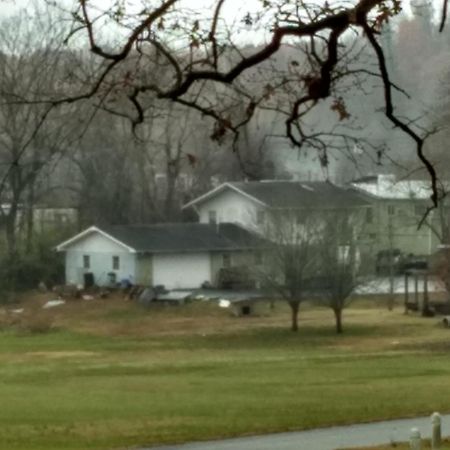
[361,21,438,206]
[18,0,443,205]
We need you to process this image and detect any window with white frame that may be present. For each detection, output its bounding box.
[83,255,90,269]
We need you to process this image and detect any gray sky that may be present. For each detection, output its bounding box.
[0,0,269,47]
[0,0,263,17]
[0,0,429,15]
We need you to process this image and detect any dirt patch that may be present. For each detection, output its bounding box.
[5,291,450,352]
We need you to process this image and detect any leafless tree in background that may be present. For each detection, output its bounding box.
[315,211,363,333]
[31,0,443,206]
[0,6,81,259]
[257,210,322,331]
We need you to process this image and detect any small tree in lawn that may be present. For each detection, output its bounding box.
[316,211,363,334]
[259,211,321,332]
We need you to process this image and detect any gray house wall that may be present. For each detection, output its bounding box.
[363,199,437,256]
[210,250,262,287]
[135,254,153,286]
[64,233,136,286]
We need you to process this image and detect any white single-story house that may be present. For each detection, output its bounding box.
[56,223,266,289]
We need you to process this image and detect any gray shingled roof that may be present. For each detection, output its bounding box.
[229,181,369,208]
[102,223,266,253]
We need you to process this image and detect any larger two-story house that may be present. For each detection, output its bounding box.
[350,174,439,257]
[184,180,373,271]
[183,180,369,234]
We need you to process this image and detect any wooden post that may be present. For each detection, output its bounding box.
[431,412,441,450]
[410,428,421,450]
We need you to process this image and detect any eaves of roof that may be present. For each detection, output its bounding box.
[182,182,268,209]
[350,184,432,201]
[57,223,268,254]
[55,226,137,253]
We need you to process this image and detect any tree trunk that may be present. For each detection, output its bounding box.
[165,168,177,221]
[387,218,395,311]
[5,206,18,261]
[289,301,299,332]
[25,181,36,253]
[388,251,395,311]
[4,208,19,292]
[333,308,343,334]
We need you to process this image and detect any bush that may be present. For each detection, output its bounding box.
[0,305,55,334]
[19,311,54,334]
[0,238,66,302]
[0,253,64,293]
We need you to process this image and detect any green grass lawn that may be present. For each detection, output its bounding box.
[1,294,450,449]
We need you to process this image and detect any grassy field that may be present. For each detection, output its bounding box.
[1,293,450,450]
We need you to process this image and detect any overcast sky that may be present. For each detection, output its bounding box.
[1,0,263,18]
[0,0,434,21]
[0,0,269,47]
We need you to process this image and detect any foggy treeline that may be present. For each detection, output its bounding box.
[0,0,449,289]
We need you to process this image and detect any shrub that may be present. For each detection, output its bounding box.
[0,230,68,301]
[19,312,54,334]
[1,306,55,334]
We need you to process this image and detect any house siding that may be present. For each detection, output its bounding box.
[152,252,211,289]
[136,254,153,286]
[64,233,136,286]
[351,177,441,258]
[211,250,260,287]
[198,189,262,232]
[367,199,437,256]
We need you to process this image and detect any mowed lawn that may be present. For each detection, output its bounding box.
[1,294,450,450]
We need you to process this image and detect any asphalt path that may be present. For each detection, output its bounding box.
[144,414,450,450]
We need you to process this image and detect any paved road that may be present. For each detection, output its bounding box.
[144,414,450,450]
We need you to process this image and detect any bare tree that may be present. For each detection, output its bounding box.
[29,0,443,205]
[257,210,322,332]
[315,211,363,333]
[133,102,221,222]
[0,6,80,259]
